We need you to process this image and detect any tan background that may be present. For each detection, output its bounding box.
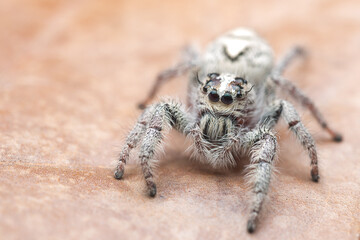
[0,0,359,239]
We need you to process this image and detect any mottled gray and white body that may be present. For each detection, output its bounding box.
[115,28,342,233]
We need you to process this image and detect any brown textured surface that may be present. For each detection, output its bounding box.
[0,0,359,239]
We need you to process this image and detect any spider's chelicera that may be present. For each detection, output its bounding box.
[114,28,342,233]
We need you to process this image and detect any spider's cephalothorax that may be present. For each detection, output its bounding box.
[198,73,251,137]
[114,28,342,233]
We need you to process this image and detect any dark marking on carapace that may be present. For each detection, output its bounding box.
[223,46,249,62]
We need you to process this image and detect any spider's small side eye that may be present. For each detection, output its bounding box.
[236,91,242,98]
[202,86,208,93]
[235,77,247,84]
[208,73,220,79]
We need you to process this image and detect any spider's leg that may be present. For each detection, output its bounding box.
[258,100,283,130]
[271,47,342,142]
[272,74,342,142]
[114,105,156,179]
[245,98,319,232]
[244,130,277,233]
[260,99,319,181]
[138,45,199,109]
[272,46,305,76]
[281,100,319,182]
[185,122,210,158]
[122,101,190,197]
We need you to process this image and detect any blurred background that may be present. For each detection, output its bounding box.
[0,0,359,239]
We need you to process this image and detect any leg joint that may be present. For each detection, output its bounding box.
[262,132,277,143]
[149,125,162,132]
[288,120,300,128]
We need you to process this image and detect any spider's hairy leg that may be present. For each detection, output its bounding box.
[136,101,190,197]
[281,100,319,182]
[185,122,208,157]
[272,75,342,142]
[259,99,319,181]
[272,46,305,77]
[114,105,156,180]
[271,47,342,142]
[258,100,283,130]
[138,45,199,109]
[245,130,277,233]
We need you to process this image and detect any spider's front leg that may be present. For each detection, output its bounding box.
[245,99,320,233]
[114,105,156,180]
[138,45,199,109]
[244,129,277,233]
[115,101,190,197]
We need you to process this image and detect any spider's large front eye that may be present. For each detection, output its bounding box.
[208,90,220,102]
[221,92,233,104]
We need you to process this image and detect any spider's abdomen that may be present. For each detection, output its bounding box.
[203,28,274,87]
[199,113,235,142]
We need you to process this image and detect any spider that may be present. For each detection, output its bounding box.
[114,28,342,233]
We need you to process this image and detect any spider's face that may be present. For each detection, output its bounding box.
[200,72,252,107]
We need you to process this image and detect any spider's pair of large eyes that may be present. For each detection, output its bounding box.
[203,74,247,103]
[207,90,233,104]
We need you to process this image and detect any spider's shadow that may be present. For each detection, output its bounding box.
[158,145,249,185]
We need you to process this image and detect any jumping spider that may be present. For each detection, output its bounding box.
[114,28,342,233]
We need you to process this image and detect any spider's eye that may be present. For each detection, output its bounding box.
[202,86,208,93]
[208,90,220,102]
[236,91,242,98]
[235,77,247,84]
[208,73,220,79]
[221,92,233,105]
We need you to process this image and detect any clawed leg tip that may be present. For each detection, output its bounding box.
[137,103,146,110]
[114,169,124,179]
[147,182,157,197]
[149,186,157,198]
[333,134,343,143]
[311,175,320,182]
[311,166,319,182]
[294,46,306,56]
[247,220,256,234]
